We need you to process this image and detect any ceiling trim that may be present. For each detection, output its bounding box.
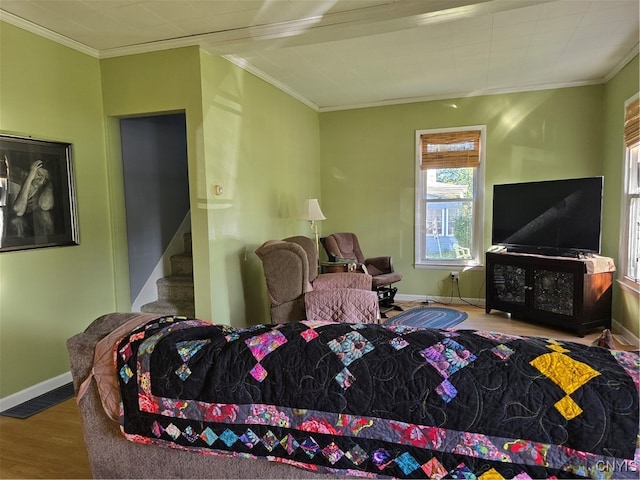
[0,10,98,58]
[603,44,640,84]
[222,55,319,112]
[317,80,604,113]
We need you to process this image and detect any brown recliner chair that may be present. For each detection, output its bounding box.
[321,232,402,314]
[255,235,379,324]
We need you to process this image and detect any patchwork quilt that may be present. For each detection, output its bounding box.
[116,316,640,479]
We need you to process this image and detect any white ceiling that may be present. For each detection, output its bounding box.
[1,0,638,111]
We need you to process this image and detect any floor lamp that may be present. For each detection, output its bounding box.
[301,198,326,255]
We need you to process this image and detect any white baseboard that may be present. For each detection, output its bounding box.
[0,371,72,412]
[612,319,640,347]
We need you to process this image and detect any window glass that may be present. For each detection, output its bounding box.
[624,143,639,283]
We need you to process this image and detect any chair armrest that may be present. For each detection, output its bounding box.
[364,256,393,275]
[312,272,373,291]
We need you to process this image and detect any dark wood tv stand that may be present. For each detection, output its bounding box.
[485,251,614,337]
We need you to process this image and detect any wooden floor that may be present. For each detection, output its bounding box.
[0,395,91,479]
[0,302,626,479]
[385,301,604,346]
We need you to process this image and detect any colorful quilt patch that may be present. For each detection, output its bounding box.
[436,379,458,403]
[119,364,134,383]
[245,330,288,362]
[280,433,300,454]
[371,448,393,470]
[219,428,239,447]
[200,427,218,446]
[261,430,280,451]
[240,428,259,448]
[473,331,523,342]
[225,332,240,342]
[300,437,321,458]
[175,363,192,380]
[420,338,476,402]
[176,339,211,362]
[492,344,515,360]
[395,452,421,475]
[182,425,199,443]
[119,342,133,362]
[389,337,409,350]
[478,467,505,479]
[421,457,448,479]
[335,367,356,390]
[250,363,268,382]
[449,462,475,479]
[327,331,374,366]
[322,442,344,464]
[301,328,319,342]
[420,338,477,378]
[345,444,368,465]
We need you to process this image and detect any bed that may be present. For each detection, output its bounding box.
[68,312,639,479]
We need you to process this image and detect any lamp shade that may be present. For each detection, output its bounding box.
[301,198,326,221]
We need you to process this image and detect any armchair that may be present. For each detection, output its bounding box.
[255,236,379,324]
[321,232,402,313]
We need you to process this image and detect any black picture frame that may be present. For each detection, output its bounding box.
[0,134,79,252]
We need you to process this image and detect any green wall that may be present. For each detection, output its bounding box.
[99,46,209,318]
[100,48,321,328]
[319,86,606,300]
[602,55,640,336]
[0,22,115,397]
[198,51,321,327]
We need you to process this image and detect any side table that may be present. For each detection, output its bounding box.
[320,261,356,274]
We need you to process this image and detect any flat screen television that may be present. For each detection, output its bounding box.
[491,176,603,257]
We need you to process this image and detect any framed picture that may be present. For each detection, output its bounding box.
[0,134,79,252]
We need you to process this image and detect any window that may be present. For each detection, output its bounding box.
[415,126,485,267]
[620,95,639,291]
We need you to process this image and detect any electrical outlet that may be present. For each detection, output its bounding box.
[450,271,459,281]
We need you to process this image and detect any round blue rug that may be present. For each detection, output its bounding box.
[385,306,468,329]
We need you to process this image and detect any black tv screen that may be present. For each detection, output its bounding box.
[491,177,603,256]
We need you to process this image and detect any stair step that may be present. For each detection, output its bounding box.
[140,231,194,316]
[170,253,193,276]
[156,275,194,302]
[140,300,195,318]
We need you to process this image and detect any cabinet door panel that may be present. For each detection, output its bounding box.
[491,264,527,306]
[533,269,574,315]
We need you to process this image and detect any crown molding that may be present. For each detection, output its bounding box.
[222,55,319,112]
[603,43,640,83]
[318,80,604,112]
[0,10,98,58]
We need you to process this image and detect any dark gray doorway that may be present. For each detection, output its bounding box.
[120,113,190,304]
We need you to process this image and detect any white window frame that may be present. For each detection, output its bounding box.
[414,126,485,269]
[619,93,640,295]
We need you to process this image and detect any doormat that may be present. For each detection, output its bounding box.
[0,382,75,419]
[385,306,468,329]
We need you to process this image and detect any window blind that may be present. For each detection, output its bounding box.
[624,98,639,147]
[420,130,481,169]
